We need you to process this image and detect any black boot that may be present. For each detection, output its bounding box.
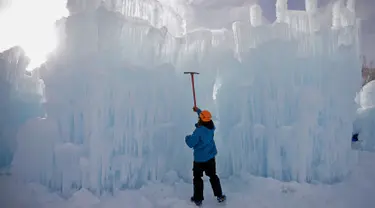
[217,195,226,203]
[191,196,203,206]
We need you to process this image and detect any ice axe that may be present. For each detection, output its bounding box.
[184,72,200,108]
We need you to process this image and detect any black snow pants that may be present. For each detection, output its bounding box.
[192,157,223,201]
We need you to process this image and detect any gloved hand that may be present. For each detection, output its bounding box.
[192,106,199,112]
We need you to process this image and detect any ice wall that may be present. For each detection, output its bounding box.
[216,39,359,183]
[0,47,45,172]
[9,2,361,196]
[66,0,185,36]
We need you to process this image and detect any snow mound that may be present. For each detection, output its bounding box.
[162,170,180,185]
[353,81,375,152]
[68,188,100,208]
[99,190,152,208]
[353,107,375,151]
[359,80,375,109]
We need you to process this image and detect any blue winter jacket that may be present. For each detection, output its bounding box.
[185,109,218,162]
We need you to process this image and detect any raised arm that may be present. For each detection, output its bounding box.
[193,107,202,117]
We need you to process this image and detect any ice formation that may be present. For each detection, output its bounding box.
[358,80,375,109]
[0,47,45,173]
[353,80,375,151]
[0,0,362,196]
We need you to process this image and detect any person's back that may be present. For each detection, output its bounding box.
[185,116,217,162]
[185,107,226,206]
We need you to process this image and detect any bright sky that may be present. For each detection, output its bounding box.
[0,0,68,71]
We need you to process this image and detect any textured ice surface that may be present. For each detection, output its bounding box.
[359,80,375,109]
[2,1,362,196]
[0,47,45,172]
[353,80,375,151]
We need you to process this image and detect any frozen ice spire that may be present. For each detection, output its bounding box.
[275,0,288,23]
[250,4,263,27]
[347,0,356,12]
[332,0,343,29]
[345,0,357,26]
[305,0,317,13]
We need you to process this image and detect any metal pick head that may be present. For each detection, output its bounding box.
[184,72,200,74]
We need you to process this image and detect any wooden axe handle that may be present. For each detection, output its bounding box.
[184,72,199,107]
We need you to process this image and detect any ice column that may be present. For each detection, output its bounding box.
[305,0,317,13]
[150,4,159,27]
[250,4,263,27]
[276,0,288,23]
[347,0,356,12]
[343,0,356,27]
[332,1,343,29]
[306,0,318,32]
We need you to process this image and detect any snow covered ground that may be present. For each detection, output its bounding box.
[0,150,374,208]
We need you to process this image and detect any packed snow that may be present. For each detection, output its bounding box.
[352,80,375,151]
[0,0,373,207]
[1,151,375,208]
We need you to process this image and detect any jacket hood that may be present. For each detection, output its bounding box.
[197,120,215,130]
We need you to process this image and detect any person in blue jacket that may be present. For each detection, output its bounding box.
[185,106,226,206]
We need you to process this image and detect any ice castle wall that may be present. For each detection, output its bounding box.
[8,4,362,196]
[0,47,45,172]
